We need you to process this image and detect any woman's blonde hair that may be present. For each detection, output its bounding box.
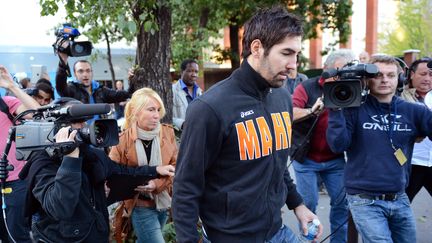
[122,87,166,130]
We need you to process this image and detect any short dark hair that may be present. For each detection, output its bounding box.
[180,59,198,72]
[409,57,432,73]
[73,60,92,72]
[241,6,303,59]
[36,78,52,87]
[35,82,54,98]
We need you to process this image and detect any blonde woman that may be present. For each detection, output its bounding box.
[110,88,177,243]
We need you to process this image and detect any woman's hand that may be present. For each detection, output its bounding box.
[135,180,156,193]
[156,165,175,176]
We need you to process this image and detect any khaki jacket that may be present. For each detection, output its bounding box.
[109,123,177,210]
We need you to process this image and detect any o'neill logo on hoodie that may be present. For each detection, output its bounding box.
[363,114,412,132]
[234,112,292,160]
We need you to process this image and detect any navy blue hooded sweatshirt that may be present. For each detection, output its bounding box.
[327,95,432,195]
[172,60,303,243]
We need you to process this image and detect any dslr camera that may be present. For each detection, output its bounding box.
[14,103,118,161]
[322,63,379,108]
[52,23,93,57]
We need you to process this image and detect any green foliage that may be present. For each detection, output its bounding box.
[171,0,353,67]
[379,0,432,57]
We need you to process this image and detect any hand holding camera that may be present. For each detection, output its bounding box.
[54,126,79,158]
[52,24,93,57]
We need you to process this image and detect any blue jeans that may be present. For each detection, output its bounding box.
[293,157,348,243]
[266,225,302,243]
[131,206,168,243]
[0,179,31,243]
[347,193,416,243]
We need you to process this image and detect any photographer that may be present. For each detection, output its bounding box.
[0,65,40,243]
[18,98,175,242]
[326,55,432,242]
[55,41,130,106]
[290,49,354,243]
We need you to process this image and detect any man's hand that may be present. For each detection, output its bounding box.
[294,204,323,241]
[311,97,324,114]
[156,165,175,176]
[0,65,15,90]
[55,126,79,158]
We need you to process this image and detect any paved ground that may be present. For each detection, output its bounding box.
[282,166,431,243]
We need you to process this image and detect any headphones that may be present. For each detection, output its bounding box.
[394,57,409,92]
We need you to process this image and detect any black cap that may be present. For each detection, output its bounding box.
[428,60,432,69]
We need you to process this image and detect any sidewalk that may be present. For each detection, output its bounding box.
[282,166,431,243]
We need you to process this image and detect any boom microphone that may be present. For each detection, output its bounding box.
[52,104,111,117]
[68,104,111,117]
[321,68,338,79]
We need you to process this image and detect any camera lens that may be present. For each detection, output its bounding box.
[73,43,84,54]
[334,84,353,102]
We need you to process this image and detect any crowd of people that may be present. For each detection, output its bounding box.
[0,5,431,243]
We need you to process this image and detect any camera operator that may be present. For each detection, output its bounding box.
[290,49,354,243]
[0,65,40,243]
[326,54,432,242]
[18,98,175,242]
[55,43,130,106]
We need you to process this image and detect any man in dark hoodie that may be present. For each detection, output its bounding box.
[326,54,432,242]
[56,51,130,105]
[172,6,322,243]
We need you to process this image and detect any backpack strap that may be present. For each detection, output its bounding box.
[0,97,15,123]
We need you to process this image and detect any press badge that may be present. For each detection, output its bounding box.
[394,148,407,166]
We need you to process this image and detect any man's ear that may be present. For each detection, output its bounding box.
[250,39,263,58]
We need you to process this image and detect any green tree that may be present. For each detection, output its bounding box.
[40,0,174,122]
[379,0,432,57]
[171,0,353,71]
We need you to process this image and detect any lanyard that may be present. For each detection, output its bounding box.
[377,101,398,150]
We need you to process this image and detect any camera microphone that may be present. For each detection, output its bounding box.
[52,104,111,117]
[68,104,111,117]
[321,68,338,79]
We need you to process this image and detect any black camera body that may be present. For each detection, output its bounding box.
[53,24,93,57]
[323,63,379,108]
[14,103,119,160]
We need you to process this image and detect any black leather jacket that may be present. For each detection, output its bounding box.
[56,62,130,104]
[19,146,159,243]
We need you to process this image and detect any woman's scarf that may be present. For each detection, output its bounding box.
[135,123,171,209]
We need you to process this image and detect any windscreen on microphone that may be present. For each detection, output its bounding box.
[68,104,111,117]
[321,68,338,79]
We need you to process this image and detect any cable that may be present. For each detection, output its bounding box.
[319,218,349,243]
[1,194,17,243]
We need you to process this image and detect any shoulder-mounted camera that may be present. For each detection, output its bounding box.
[322,62,379,108]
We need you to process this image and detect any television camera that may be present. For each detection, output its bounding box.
[322,62,379,108]
[12,103,118,161]
[52,23,93,57]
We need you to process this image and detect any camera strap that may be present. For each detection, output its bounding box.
[0,97,15,123]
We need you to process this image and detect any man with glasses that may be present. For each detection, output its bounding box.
[56,52,130,105]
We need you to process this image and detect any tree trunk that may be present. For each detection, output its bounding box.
[229,23,240,70]
[104,30,116,86]
[130,2,173,123]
